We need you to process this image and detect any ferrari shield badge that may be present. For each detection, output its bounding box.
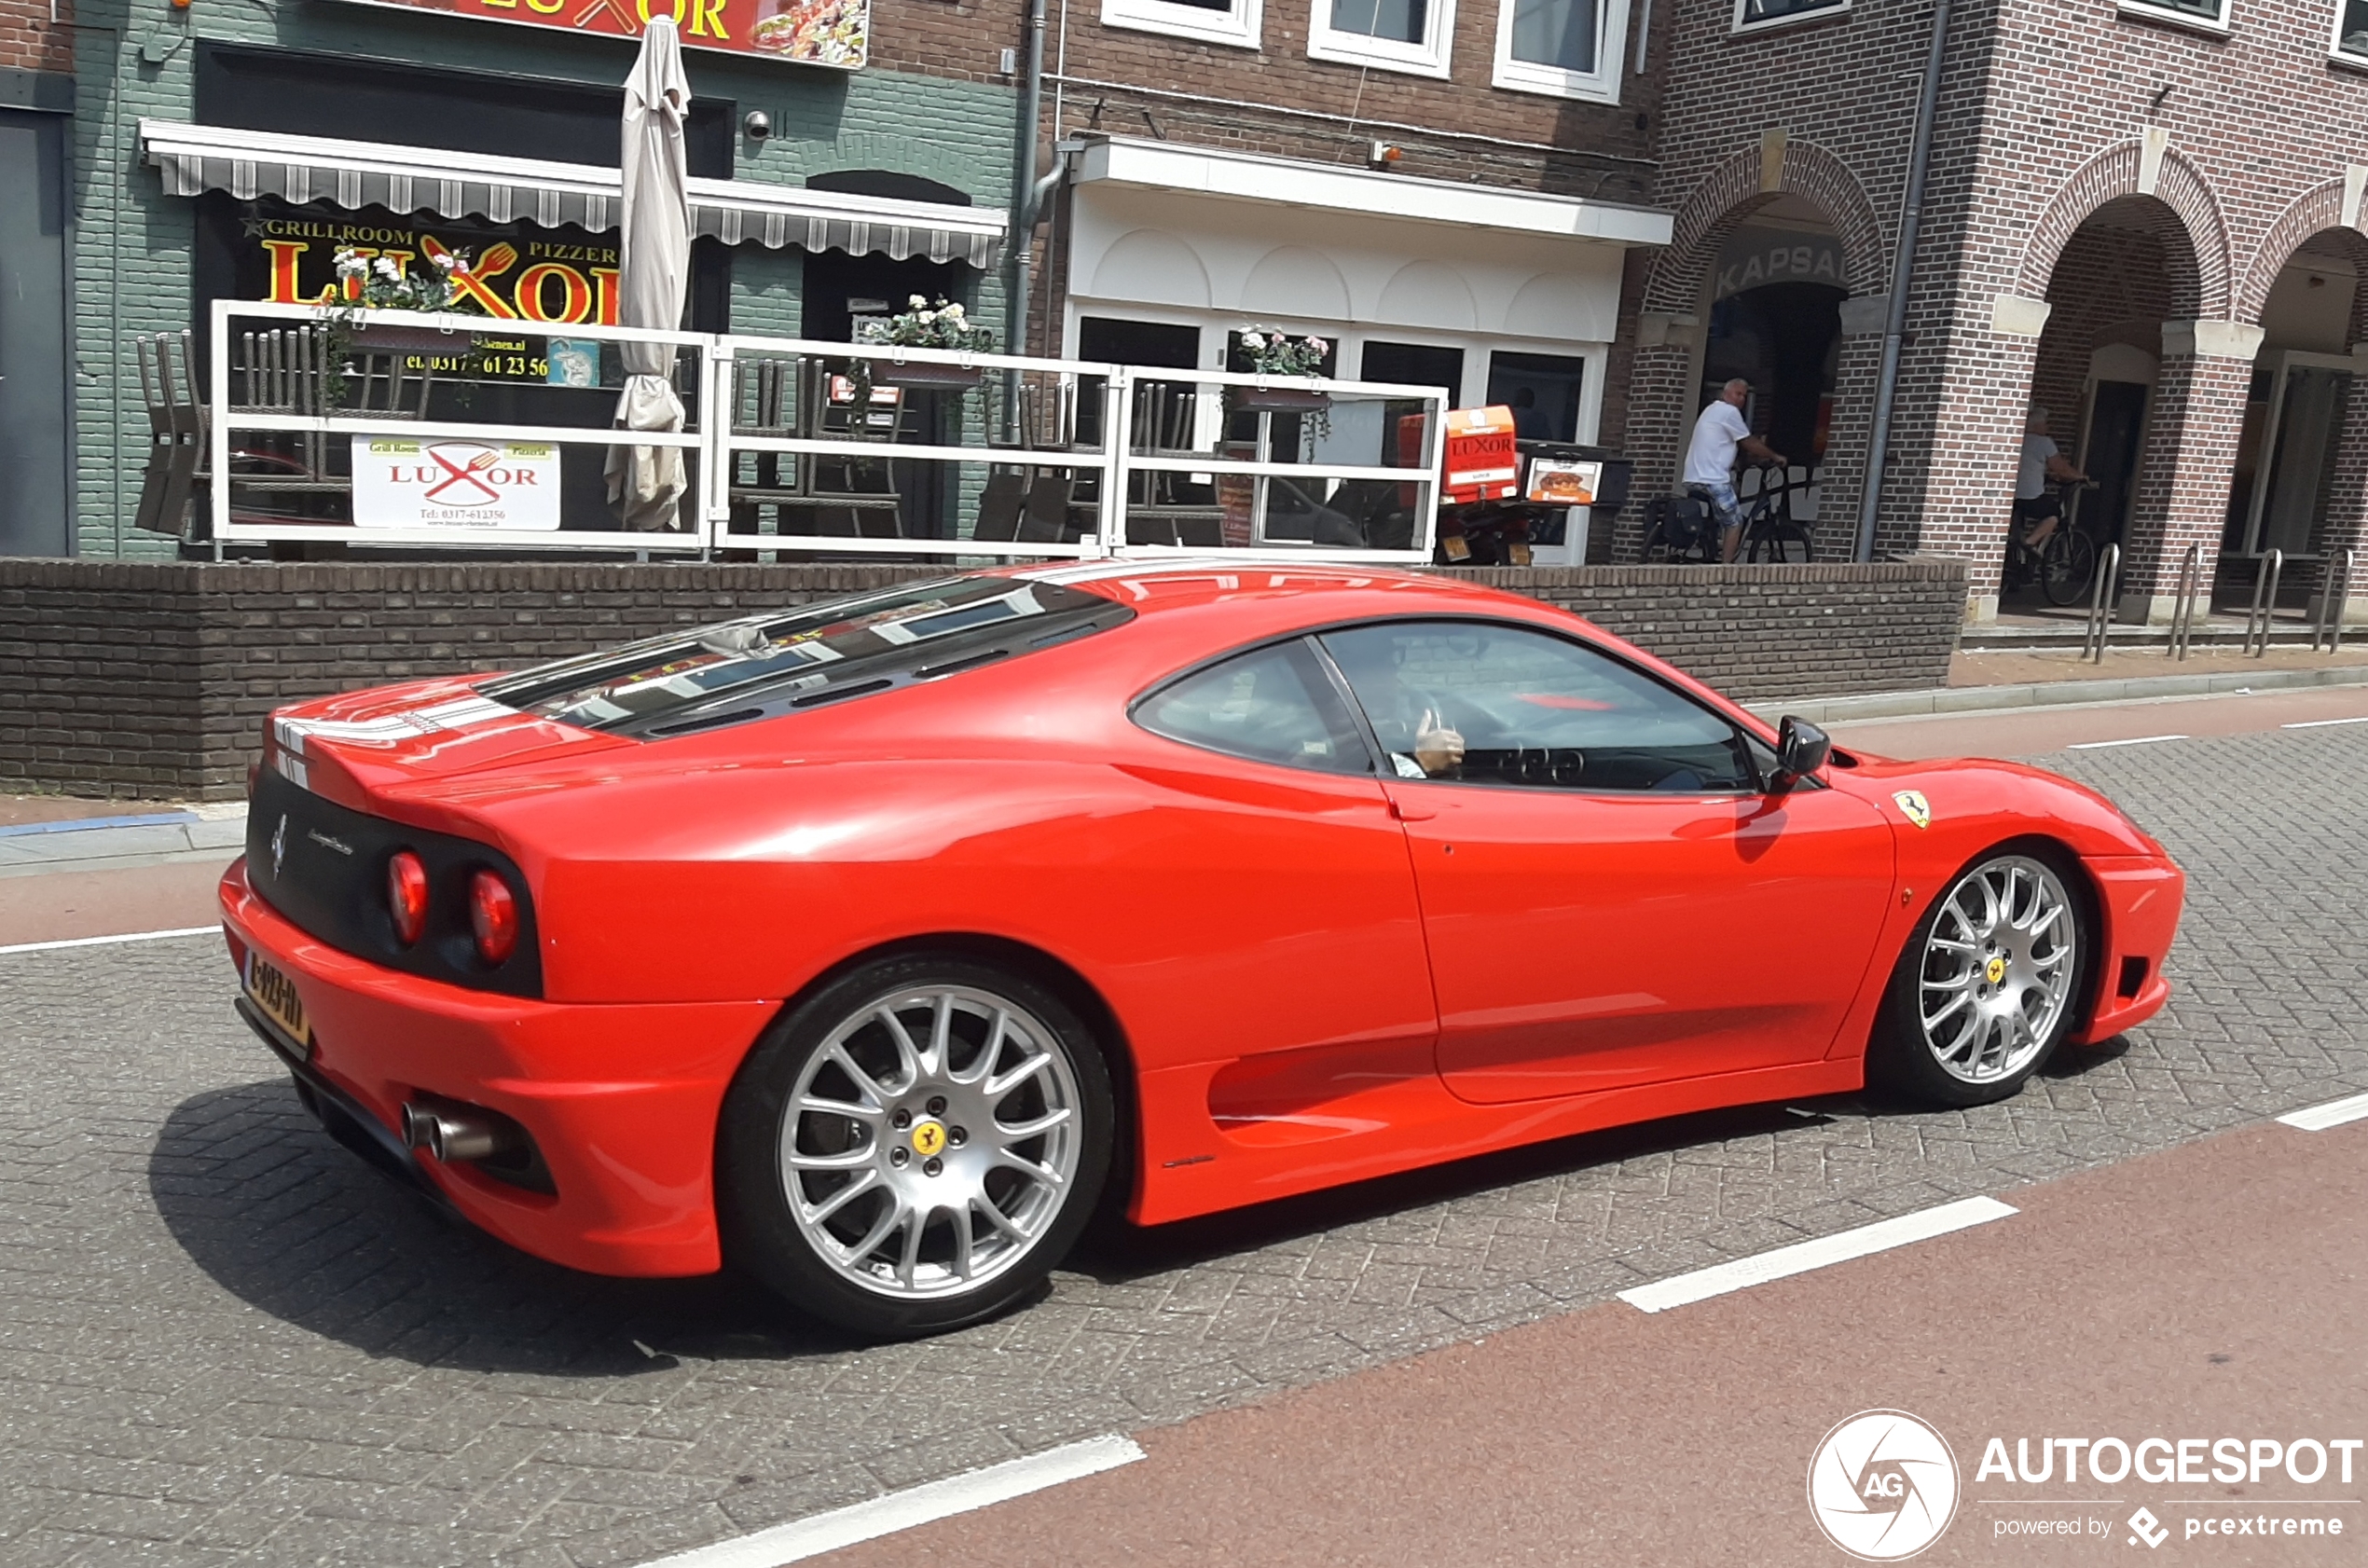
[1892,791,1932,830]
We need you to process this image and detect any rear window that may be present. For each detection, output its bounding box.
[478,574,1131,737]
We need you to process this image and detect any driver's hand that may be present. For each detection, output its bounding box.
[1413,708,1465,777]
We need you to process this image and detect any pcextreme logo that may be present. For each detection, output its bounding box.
[1809,1410,1962,1561]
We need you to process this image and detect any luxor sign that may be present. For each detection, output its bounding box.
[355,439,564,530]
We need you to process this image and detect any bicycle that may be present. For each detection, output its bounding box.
[2005,480,2099,606]
[1736,462,1815,563]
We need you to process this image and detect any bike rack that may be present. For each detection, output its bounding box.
[2167,543,2202,662]
[2082,543,2122,664]
[2243,548,2284,659]
[2313,546,2355,653]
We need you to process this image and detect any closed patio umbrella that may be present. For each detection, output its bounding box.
[605,14,692,531]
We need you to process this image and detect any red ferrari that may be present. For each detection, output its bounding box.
[218,562,2182,1336]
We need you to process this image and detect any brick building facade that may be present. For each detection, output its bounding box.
[1631,0,2368,621]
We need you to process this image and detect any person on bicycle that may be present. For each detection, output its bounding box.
[2012,406,2088,560]
[1685,378,1789,564]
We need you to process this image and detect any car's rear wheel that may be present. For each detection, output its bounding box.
[718,954,1112,1338]
[1872,850,2088,1107]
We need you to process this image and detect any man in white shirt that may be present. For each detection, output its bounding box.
[1684,379,1788,562]
[2013,406,2087,562]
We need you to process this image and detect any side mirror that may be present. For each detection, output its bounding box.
[1770,715,1831,791]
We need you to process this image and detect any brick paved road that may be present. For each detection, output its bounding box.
[2,728,2361,1568]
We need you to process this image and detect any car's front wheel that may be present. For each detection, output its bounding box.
[718,954,1113,1338]
[1872,849,2089,1107]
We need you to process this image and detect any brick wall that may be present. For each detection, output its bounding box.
[0,557,1965,797]
[0,0,73,74]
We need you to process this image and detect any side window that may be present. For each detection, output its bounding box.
[1319,619,1757,792]
[1134,639,1371,776]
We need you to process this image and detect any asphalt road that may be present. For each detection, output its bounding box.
[0,688,2361,1567]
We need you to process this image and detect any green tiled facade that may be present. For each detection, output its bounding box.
[65,0,1014,556]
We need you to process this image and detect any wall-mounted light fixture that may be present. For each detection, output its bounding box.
[743,110,771,140]
[1369,142,1403,170]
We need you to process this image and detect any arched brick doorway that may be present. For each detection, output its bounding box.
[1617,138,1888,561]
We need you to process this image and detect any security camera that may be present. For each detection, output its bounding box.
[744,110,772,141]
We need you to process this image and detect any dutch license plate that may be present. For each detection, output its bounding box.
[244,951,310,1048]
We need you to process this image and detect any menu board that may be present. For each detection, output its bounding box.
[330,0,868,69]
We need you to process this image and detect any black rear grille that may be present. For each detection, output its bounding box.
[246,764,544,997]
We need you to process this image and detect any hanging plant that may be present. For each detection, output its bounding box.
[1232,326,1332,441]
[850,295,997,400]
[317,246,486,407]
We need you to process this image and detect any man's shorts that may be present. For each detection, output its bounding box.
[2013,494,2063,526]
[1685,481,1743,531]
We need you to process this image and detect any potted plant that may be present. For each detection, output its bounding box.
[1231,327,1332,418]
[856,296,996,393]
[329,245,483,351]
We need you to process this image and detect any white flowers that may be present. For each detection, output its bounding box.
[430,251,457,272]
[941,302,964,321]
[909,294,929,309]
[916,309,937,324]
[1241,331,1267,350]
[373,256,402,281]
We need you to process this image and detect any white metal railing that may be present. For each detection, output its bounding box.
[205,302,1446,562]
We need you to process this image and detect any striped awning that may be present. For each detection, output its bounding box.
[140,119,1005,268]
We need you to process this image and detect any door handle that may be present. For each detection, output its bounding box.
[1388,797,1438,823]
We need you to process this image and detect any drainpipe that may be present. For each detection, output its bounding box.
[1009,0,1057,362]
[1853,0,1950,563]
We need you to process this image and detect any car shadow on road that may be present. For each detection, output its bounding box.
[150,1078,870,1372]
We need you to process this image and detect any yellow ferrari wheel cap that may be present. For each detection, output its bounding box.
[1985,956,2007,985]
[1892,790,1932,830]
[910,1120,948,1158]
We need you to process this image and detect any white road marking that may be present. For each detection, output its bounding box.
[2276,1091,2368,1132]
[633,1435,1148,1568]
[2281,715,2368,729]
[2065,734,2189,750]
[1618,1196,2018,1314]
[0,926,218,956]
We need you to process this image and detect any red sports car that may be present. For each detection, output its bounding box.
[218,562,2183,1336]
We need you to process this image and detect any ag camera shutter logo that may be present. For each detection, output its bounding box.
[1808,1410,1961,1561]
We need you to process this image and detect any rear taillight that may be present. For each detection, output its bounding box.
[470,871,518,966]
[388,851,430,946]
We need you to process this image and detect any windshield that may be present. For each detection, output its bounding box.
[477,574,1130,737]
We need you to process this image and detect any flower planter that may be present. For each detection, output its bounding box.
[345,323,467,352]
[874,362,984,391]
[1231,384,1331,415]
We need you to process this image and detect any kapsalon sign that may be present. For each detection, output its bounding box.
[331,0,868,68]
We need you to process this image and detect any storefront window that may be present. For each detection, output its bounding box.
[1733,0,1847,32]
[1493,0,1627,102]
[1486,352,1586,443]
[1311,0,1455,76]
[2334,0,2368,59]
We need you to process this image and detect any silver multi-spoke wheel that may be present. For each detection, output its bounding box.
[1916,856,2078,1084]
[782,985,1083,1301]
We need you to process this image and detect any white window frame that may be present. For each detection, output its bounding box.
[1309,0,1456,77]
[1100,0,1261,49]
[1492,0,1630,103]
[1730,0,1849,36]
[2113,0,2231,36]
[2331,0,2368,64]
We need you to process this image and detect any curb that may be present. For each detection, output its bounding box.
[0,811,247,878]
[1744,662,2368,724]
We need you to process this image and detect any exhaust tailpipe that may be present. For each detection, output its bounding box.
[401,1098,511,1163]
